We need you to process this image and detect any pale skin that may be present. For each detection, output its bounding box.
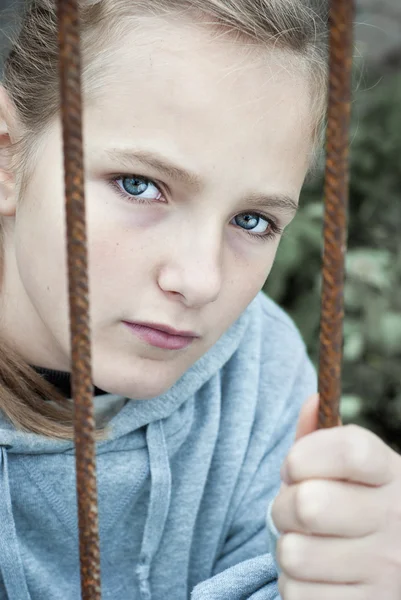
[0,13,399,600]
[0,15,312,399]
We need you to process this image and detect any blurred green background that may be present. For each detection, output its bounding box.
[265,56,401,451]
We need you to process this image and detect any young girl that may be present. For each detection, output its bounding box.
[0,1,400,599]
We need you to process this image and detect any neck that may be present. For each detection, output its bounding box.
[32,366,109,398]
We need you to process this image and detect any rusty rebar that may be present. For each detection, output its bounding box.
[318,0,355,429]
[57,0,102,597]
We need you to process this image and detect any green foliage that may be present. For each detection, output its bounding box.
[265,71,401,451]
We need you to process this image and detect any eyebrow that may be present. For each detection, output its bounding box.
[245,193,299,215]
[106,148,203,191]
[105,148,299,215]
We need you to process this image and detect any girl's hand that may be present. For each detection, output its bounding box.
[272,393,401,599]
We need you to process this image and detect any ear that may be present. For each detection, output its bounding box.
[0,85,19,217]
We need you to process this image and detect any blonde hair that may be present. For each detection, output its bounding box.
[0,0,329,440]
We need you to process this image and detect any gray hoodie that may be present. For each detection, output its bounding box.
[0,292,316,599]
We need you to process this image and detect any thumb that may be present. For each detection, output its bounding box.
[294,392,320,441]
[278,394,320,490]
[278,394,342,489]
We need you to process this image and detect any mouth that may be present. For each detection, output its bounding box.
[122,321,199,350]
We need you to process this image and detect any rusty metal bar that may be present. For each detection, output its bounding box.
[57,0,102,597]
[318,0,355,429]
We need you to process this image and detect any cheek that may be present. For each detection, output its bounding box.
[13,201,72,347]
[230,239,279,293]
[85,228,158,319]
[86,238,127,315]
[218,242,279,322]
[16,195,67,292]
[229,267,268,311]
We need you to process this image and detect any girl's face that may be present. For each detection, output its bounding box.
[0,16,314,398]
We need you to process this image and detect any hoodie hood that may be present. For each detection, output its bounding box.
[0,300,252,600]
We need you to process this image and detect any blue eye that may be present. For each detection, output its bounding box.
[233,213,270,234]
[116,176,162,201]
[109,176,281,241]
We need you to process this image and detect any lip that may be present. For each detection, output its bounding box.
[123,321,199,350]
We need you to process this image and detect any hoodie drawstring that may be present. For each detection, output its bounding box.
[0,446,31,600]
[136,420,172,600]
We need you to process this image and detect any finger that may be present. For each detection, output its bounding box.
[277,532,372,583]
[278,573,367,600]
[272,478,383,537]
[294,393,320,441]
[282,424,394,487]
[294,393,342,443]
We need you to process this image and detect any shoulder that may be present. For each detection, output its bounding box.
[216,293,317,491]
[244,291,309,369]
[224,292,317,424]
[254,290,303,333]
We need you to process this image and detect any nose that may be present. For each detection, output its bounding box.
[157,226,223,308]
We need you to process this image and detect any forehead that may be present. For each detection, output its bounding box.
[84,15,314,191]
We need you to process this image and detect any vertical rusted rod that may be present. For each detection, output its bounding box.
[57,0,102,597]
[318,0,355,429]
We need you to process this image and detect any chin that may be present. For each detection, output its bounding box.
[90,346,189,399]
